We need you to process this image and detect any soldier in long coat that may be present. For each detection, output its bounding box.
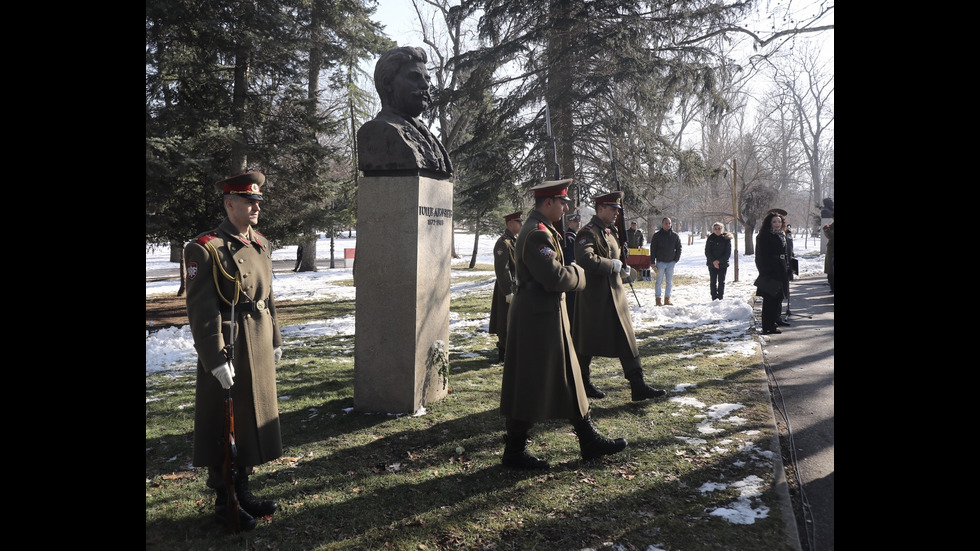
[572,191,665,402]
[499,180,627,470]
[562,212,582,319]
[184,171,283,531]
[488,211,522,362]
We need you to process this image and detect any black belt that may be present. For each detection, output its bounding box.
[517,280,543,293]
[221,298,269,313]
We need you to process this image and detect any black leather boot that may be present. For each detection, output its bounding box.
[497,344,505,363]
[502,419,550,470]
[580,357,606,399]
[626,369,666,401]
[214,487,257,532]
[573,412,627,460]
[235,471,278,518]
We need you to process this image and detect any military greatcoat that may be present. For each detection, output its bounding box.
[488,230,517,338]
[572,216,639,359]
[184,218,284,468]
[500,209,589,423]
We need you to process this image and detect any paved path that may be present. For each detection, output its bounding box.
[758,274,834,551]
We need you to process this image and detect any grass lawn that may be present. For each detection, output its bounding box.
[146,271,795,551]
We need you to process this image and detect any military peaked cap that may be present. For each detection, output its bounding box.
[530,179,573,202]
[215,171,265,200]
[593,190,624,209]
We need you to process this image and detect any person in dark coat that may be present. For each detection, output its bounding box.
[499,179,627,470]
[572,191,666,402]
[562,212,582,319]
[754,211,789,334]
[823,213,834,293]
[184,171,284,531]
[489,211,522,363]
[704,222,732,300]
[781,216,795,321]
[626,221,644,248]
[649,217,682,306]
[292,244,304,271]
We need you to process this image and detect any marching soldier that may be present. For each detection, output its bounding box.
[499,179,627,470]
[184,171,284,531]
[489,211,522,363]
[562,212,582,320]
[572,191,666,402]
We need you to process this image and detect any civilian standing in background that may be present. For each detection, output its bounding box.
[489,211,522,363]
[823,212,834,293]
[562,212,582,320]
[572,191,666,402]
[650,217,682,306]
[626,221,644,248]
[184,171,284,531]
[754,211,789,334]
[292,244,303,272]
[499,180,627,470]
[704,222,732,300]
[781,214,795,322]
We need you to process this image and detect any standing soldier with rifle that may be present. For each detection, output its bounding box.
[184,171,284,532]
[572,191,666,402]
[489,211,522,363]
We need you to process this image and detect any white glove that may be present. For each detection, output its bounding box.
[274,346,283,363]
[211,362,235,389]
[621,263,632,277]
[611,259,623,273]
[505,293,513,304]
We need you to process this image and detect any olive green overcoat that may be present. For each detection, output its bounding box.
[488,231,517,338]
[823,222,834,276]
[572,216,638,358]
[500,209,589,423]
[184,218,284,468]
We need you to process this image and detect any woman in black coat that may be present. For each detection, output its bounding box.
[755,212,789,334]
[704,222,732,300]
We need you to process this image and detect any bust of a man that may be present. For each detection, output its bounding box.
[357,46,454,177]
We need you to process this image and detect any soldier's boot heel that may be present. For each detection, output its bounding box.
[626,370,666,402]
[502,420,550,470]
[584,381,606,399]
[581,361,605,399]
[573,412,627,461]
[235,472,279,518]
[214,488,257,532]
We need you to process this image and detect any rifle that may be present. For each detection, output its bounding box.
[222,297,241,533]
[608,137,641,307]
[545,105,565,235]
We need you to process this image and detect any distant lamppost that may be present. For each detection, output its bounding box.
[731,159,739,282]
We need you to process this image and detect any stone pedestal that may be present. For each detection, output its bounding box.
[354,174,453,414]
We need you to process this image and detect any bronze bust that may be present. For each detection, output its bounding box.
[357,46,454,177]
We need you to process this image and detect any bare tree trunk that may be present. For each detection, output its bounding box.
[469,231,480,269]
[744,225,756,256]
[170,241,187,296]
